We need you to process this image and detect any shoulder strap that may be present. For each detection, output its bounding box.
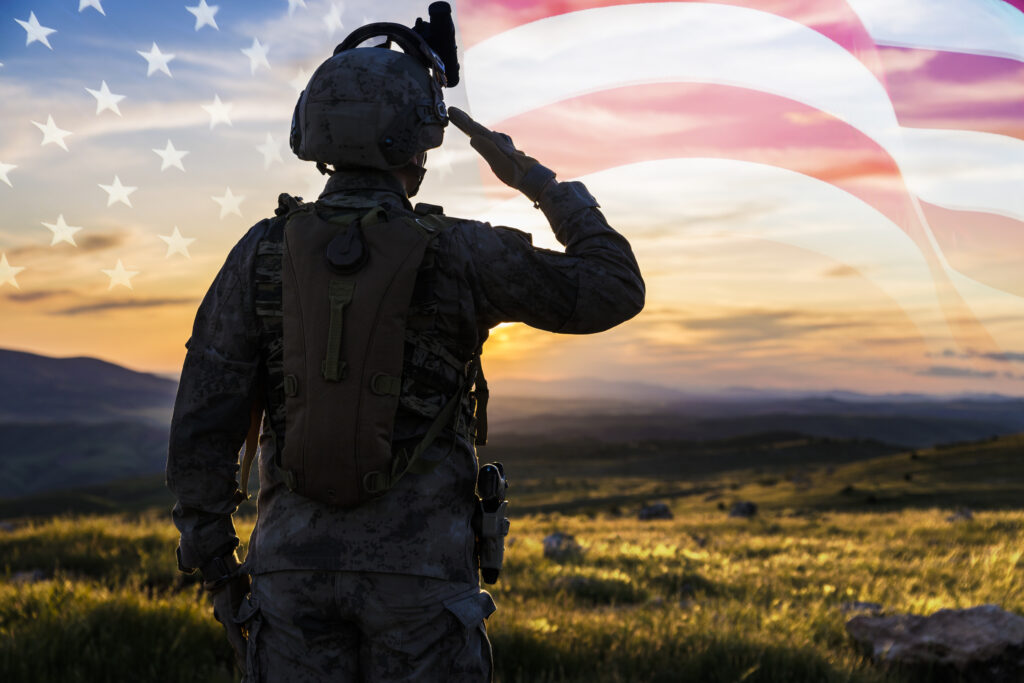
[240,197,307,500]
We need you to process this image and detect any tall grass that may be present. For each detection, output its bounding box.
[2,507,1020,681]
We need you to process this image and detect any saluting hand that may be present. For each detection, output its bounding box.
[448,106,556,202]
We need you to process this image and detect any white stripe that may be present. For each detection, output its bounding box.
[476,159,953,349]
[899,128,1024,222]
[945,268,1024,360]
[846,0,1024,62]
[463,3,905,155]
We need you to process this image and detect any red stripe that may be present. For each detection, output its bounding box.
[879,46,1024,141]
[456,0,885,79]
[492,83,916,234]
[920,202,1024,298]
[473,82,998,349]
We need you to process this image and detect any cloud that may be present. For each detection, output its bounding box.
[53,297,198,316]
[5,289,75,303]
[78,233,126,253]
[931,348,1024,364]
[677,309,857,344]
[824,265,859,278]
[917,365,998,379]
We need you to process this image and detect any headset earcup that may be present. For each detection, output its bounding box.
[290,90,307,159]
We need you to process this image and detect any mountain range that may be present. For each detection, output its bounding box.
[2,347,1023,500]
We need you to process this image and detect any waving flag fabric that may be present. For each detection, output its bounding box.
[457,0,1024,349]
[0,0,1022,395]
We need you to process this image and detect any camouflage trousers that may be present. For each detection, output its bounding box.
[234,571,495,683]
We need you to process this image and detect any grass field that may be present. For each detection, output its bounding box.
[1,434,1022,682]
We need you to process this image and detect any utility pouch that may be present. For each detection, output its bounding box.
[280,205,432,507]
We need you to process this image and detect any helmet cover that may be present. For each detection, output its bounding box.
[291,38,448,171]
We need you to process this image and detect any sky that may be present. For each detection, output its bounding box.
[1,0,1023,397]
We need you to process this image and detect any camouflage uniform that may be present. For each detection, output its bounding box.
[166,167,644,681]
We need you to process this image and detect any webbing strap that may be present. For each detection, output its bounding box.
[473,356,489,446]
[322,279,355,381]
[239,395,263,499]
[383,369,468,491]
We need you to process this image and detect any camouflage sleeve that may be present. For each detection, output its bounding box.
[463,180,645,333]
[166,221,268,572]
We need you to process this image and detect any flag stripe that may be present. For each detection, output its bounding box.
[457,0,883,80]
[463,3,899,149]
[846,0,1024,62]
[879,47,1024,141]
[921,202,1024,298]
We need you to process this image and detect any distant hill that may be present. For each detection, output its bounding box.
[719,432,1024,513]
[4,431,1021,520]
[0,348,176,425]
[0,349,177,498]
[3,346,1024,502]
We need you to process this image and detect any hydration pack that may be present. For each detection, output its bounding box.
[241,195,486,508]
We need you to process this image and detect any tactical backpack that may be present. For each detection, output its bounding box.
[240,195,487,508]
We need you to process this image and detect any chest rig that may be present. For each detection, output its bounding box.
[243,194,487,508]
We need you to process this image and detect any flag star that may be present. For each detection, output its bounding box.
[153,140,189,172]
[42,215,83,247]
[85,81,125,116]
[159,227,196,259]
[98,175,137,207]
[101,259,139,290]
[79,0,105,15]
[15,12,56,50]
[0,162,14,188]
[290,67,311,94]
[242,38,271,75]
[138,42,174,77]
[288,0,307,16]
[323,3,344,35]
[32,115,72,151]
[186,0,220,31]
[212,187,245,218]
[256,133,283,169]
[0,254,25,289]
[201,94,233,128]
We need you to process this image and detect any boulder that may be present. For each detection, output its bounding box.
[947,507,974,522]
[728,501,757,518]
[846,604,1024,683]
[841,601,884,615]
[638,502,673,521]
[12,569,46,584]
[543,532,583,561]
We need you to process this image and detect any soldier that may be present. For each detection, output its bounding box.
[166,7,644,683]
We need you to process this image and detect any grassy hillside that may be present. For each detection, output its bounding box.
[3,432,1020,521]
[2,508,1020,682]
[0,432,898,519]
[1,434,1022,681]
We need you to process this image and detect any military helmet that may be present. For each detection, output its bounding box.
[290,22,450,173]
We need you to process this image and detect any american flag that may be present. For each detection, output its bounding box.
[1,0,1023,394]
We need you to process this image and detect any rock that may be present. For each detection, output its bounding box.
[638,502,673,521]
[12,569,46,584]
[846,604,1024,683]
[841,601,884,615]
[947,507,974,522]
[728,501,757,518]
[543,532,583,561]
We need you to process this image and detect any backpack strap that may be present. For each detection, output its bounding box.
[240,195,305,499]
